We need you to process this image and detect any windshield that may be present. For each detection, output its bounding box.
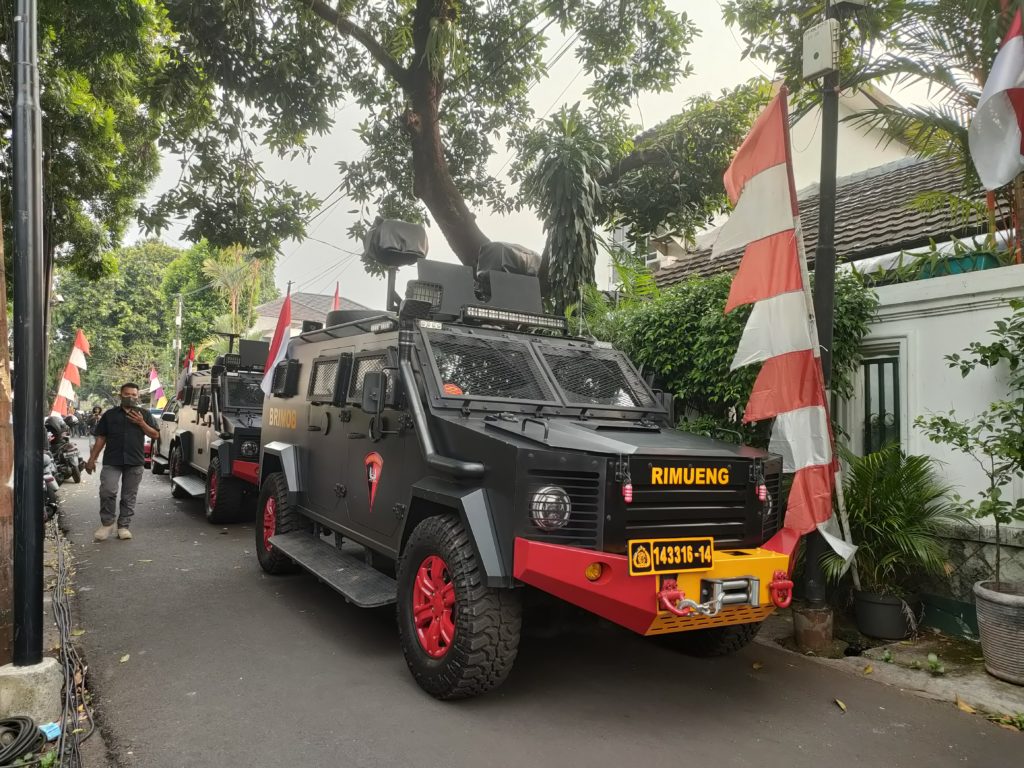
[225,375,264,409]
[422,327,659,410]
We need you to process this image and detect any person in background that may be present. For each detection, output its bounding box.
[86,406,103,451]
[83,383,159,541]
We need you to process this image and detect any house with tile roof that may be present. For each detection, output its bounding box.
[253,291,371,340]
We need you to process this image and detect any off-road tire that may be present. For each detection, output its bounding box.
[663,621,762,657]
[151,443,166,474]
[396,515,522,700]
[255,472,307,574]
[205,456,247,524]
[169,445,190,499]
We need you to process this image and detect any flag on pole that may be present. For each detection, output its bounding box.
[52,330,90,415]
[63,363,80,387]
[50,396,68,418]
[261,288,292,395]
[150,366,167,409]
[57,378,76,400]
[68,329,89,370]
[970,9,1024,189]
[332,281,341,312]
[718,87,853,561]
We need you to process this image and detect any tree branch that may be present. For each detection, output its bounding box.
[306,0,411,89]
[602,146,674,186]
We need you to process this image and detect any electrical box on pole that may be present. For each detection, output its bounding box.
[802,18,840,80]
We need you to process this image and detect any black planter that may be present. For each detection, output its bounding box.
[853,590,917,640]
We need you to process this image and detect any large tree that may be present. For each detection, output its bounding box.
[149,0,699,268]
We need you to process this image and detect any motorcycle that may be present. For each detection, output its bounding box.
[43,451,60,521]
[45,415,83,484]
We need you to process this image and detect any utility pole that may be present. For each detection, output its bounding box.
[12,0,45,666]
[174,294,183,371]
[803,0,842,613]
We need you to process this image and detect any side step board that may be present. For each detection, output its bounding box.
[269,531,397,608]
[152,455,169,467]
[171,475,206,498]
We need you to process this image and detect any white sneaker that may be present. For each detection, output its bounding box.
[117,528,133,540]
[94,524,116,541]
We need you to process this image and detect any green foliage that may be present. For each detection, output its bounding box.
[160,241,229,351]
[823,444,967,594]
[155,0,699,265]
[916,299,1024,584]
[201,244,275,335]
[521,106,606,313]
[0,0,169,279]
[49,241,182,403]
[589,269,877,446]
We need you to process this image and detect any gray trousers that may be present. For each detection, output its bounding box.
[99,465,145,528]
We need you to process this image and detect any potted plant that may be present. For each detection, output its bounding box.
[825,444,966,640]
[918,300,1024,685]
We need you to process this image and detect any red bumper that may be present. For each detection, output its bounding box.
[513,537,790,636]
[231,459,260,487]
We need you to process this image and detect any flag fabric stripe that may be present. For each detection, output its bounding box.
[50,396,68,418]
[743,350,825,423]
[332,282,340,312]
[775,464,834,536]
[724,229,803,312]
[731,291,813,369]
[63,363,81,386]
[712,164,794,257]
[261,293,292,395]
[74,329,91,356]
[69,347,87,370]
[969,9,1024,189]
[723,93,791,207]
[769,405,832,473]
[58,378,76,400]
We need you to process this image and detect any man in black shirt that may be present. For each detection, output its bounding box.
[84,382,160,541]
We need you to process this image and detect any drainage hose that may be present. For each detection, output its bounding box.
[0,716,42,765]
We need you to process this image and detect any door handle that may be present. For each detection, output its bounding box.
[308,425,322,431]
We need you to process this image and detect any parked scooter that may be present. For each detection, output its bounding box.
[45,415,83,484]
[42,450,60,521]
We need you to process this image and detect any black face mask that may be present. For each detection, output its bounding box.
[120,396,139,409]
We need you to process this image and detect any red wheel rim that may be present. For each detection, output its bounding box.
[412,555,456,659]
[208,472,218,509]
[262,497,276,552]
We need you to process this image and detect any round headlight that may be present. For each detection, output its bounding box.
[239,439,259,458]
[530,486,571,531]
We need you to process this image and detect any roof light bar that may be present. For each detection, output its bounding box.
[370,319,398,334]
[462,305,568,331]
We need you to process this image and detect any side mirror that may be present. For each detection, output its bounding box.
[161,412,177,422]
[360,371,387,415]
[197,394,211,416]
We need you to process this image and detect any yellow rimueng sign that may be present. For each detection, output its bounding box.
[650,466,730,486]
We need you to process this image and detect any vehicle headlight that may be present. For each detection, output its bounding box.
[239,440,259,459]
[529,486,571,531]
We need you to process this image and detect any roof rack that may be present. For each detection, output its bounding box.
[297,313,398,343]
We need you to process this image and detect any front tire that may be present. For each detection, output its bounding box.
[69,463,81,484]
[205,457,246,524]
[169,445,190,499]
[662,622,762,657]
[255,472,307,574]
[397,515,522,700]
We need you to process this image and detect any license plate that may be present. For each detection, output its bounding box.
[628,537,714,576]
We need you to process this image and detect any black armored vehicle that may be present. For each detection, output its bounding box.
[155,339,269,523]
[256,221,794,699]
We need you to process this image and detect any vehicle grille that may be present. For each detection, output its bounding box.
[761,472,783,540]
[624,485,752,547]
[525,469,601,549]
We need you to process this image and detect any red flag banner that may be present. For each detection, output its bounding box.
[261,290,292,395]
[74,329,90,355]
[63,363,81,387]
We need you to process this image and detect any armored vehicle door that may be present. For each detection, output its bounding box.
[158,399,179,457]
[302,350,355,526]
[192,384,212,473]
[344,349,409,541]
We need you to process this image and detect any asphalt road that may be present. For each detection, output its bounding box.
[61,456,1017,768]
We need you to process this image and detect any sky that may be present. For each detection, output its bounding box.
[131,3,775,311]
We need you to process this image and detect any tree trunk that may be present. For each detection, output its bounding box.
[404,0,489,268]
[0,211,14,665]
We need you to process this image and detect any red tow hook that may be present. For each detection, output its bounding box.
[770,570,794,608]
[657,579,694,617]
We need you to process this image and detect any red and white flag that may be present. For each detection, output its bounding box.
[332,281,341,312]
[68,329,89,370]
[970,9,1024,189]
[261,288,292,395]
[717,88,853,561]
[52,330,90,415]
[175,344,195,401]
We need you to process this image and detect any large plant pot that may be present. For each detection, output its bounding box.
[853,591,916,640]
[974,580,1024,686]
